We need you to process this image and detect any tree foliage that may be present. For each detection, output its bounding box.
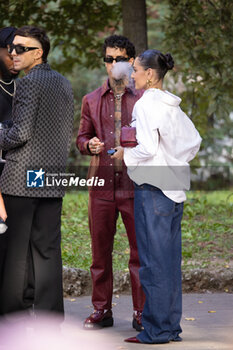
[0,0,121,71]
[162,0,233,164]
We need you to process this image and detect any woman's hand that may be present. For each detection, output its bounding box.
[111,146,124,160]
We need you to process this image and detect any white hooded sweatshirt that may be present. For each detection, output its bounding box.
[124,88,202,202]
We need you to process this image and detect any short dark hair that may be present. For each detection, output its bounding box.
[103,35,135,59]
[138,49,174,80]
[15,25,50,63]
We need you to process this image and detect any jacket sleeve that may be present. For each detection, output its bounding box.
[76,95,95,155]
[0,77,40,150]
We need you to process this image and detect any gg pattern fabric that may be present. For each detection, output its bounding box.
[0,63,74,197]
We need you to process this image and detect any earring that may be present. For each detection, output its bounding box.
[146,79,152,88]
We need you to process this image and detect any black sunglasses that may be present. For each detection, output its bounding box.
[103,56,130,64]
[7,44,39,55]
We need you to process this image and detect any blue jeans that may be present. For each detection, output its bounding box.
[134,183,183,344]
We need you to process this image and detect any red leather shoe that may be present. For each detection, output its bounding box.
[84,309,113,329]
[124,336,141,343]
[132,311,144,331]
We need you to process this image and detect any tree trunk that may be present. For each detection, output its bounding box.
[122,0,148,55]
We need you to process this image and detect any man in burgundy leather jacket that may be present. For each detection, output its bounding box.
[76,35,145,331]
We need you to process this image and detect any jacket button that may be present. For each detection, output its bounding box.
[110,115,113,117]
[110,131,113,134]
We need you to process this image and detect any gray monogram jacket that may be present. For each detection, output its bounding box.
[0,63,74,197]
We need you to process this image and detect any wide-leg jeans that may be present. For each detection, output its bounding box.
[134,183,183,344]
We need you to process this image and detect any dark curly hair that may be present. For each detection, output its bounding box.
[15,25,50,63]
[138,49,174,80]
[103,35,135,59]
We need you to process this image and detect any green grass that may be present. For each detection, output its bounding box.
[181,191,233,269]
[61,190,233,271]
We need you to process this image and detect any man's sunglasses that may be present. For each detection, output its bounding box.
[7,44,39,55]
[103,56,130,64]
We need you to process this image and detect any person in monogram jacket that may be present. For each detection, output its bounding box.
[0,26,74,317]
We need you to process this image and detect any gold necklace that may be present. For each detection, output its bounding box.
[0,80,16,97]
[0,78,14,85]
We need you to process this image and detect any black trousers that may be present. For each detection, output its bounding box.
[0,164,6,287]
[0,234,7,288]
[0,195,64,316]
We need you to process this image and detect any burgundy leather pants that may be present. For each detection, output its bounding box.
[88,173,145,311]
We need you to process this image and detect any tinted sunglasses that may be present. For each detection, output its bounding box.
[7,44,39,55]
[103,56,130,64]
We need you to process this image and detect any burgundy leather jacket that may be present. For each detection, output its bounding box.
[76,80,143,201]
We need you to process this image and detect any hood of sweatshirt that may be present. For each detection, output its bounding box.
[143,88,182,107]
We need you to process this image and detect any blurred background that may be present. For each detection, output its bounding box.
[1,0,232,182]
